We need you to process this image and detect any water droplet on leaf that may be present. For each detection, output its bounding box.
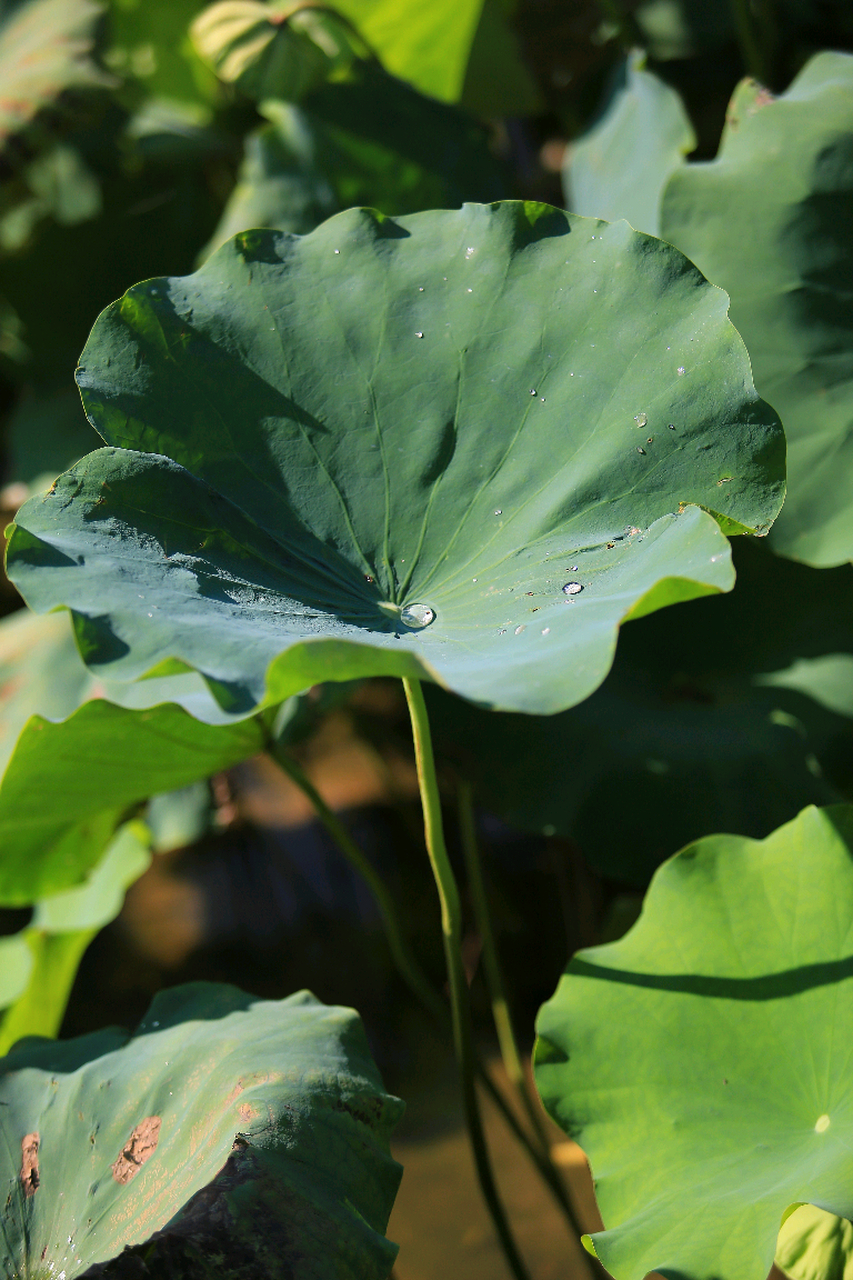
[634,413,648,427]
[494,509,502,515]
[514,624,525,635]
[562,582,583,595]
[677,365,685,376]
[400,603,435,629]
[415,331,424,338]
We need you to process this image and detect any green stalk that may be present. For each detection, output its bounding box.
[458,781,591,1245]
[402,677,531,1280]
[727,0,768,82]
[266,735,581,1236]
[266,742,447,1027]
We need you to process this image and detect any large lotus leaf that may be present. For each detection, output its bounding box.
[564,52,695,237]
[7,203,784,716]
[0,983,403,1278]
[427,538,853,882]
[776,1205,853,1280]
[661,52,853,567]
[0,821,152,1053]
[0,0,113,157]
[535,803,853,1280]
[0,699,264,904]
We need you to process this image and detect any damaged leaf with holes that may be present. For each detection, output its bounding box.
[0,983,403,1279]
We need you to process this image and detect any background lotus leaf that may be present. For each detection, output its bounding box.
[0,699,265,904]
[535,804,853,1280]
[0,0,113,156]
[7,203,784,716]
[0,983,403,1278]
[661,51,853,566]
[0,820,152,1054]
[564,51,695,237]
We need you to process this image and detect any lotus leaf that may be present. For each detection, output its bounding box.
[776,1205,853,1280]
[661,52,853,566]
[0,983,403,1278]
[0,699,264,904]
[564,51,695,237]
[7,203,784,716]
[535,804,853,1280]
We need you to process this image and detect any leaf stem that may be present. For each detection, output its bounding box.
[266,732,582,1234]
[727,0,769,82]
[402,677,531,1280]
[266,742,447,1026]
[457,781,593,1247]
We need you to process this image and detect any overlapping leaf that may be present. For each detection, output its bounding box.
[661,52,853,566]
[564,51,695,237]
[0,983,403,1278]
[8,203,784,716]
[0,821,152,1053]
[535,804,853,1280]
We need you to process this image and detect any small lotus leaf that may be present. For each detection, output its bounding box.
[7,203,784,716]
[0,983,403,1278]
[776,1205,853,1280]
[535,804,853,1280]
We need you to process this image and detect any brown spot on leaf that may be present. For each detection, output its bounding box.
[21,1133,39,1197]
[238,1103,258,1122]
[112,1117,161,1185]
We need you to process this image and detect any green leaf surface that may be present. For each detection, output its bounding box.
[0,821,152,1052]
[661,52,853,566]
[190,0,367,102]
[0,0,113,156]
[776,1205,853,1280]
[428,538,853,882]
[328,0,485,103]
[8,203,784,716]
[0,983,403,1278]
[535,803,853,1280]
[0,699,264,904]
[564,52,695,237]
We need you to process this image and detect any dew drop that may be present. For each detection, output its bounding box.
[677,365,686,376]
[415,331,424,338]
[637,447,646,454]
[465,246,475,259]
[467,288,473,293]
[514,625,526,635]
[418,286,424,291]
[647,437,653,443]
[540,397,546,403]
[365,574,374,583]
[494,509,502,515]
[334,249,340,255]
[530,388,537,396]
[669,423,676,430]
[562,582,583,595]
[472,577,478,582]
[634,413,648,427]
[400,603,435,630]
[541,627,550,635]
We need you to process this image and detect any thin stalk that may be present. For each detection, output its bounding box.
[266,736,582,1237]
[402,677,531,1280]
[727,0,768,82]
[458,782,590,1245]
[266,742,446,1026]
